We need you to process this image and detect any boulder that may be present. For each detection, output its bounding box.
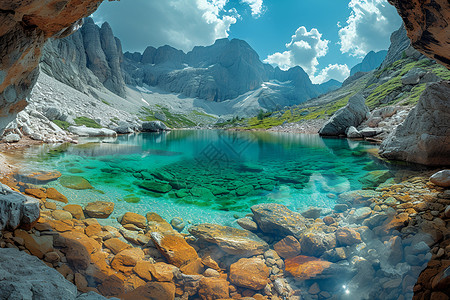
[141,121,170,132]
[3,133,20,143]
[379,82,450,166]
[120,282,175,300]
[319,94,370,136]
[63,204,85,219]
[114,122,134,134]
[430,170,450,187]
[229,258,270,290]
[284,255,333,280]
[198,277,230,300]
[335,228,362,246]
[251,203,308,238]
[103,238,131,255]
[358,170,392,189]
[111,248,145,274]
[0,183,40,231]
[189,223,268,256]
[273,235,302,259]
[401,67,426,85]
[0,248,78,299]
[47,188,68,203]
[120,212,147,229]
[84,201,114,218]
[68,125,117,137]
[150,232,199,267]
[346,126,362,138]
[59,176,94,190]
[236,217,258,231]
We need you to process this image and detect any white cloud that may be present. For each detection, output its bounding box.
[93,0,262,52]
[240,0,264,17]
[339,0,402,57]
[264,26,329,76]
[311,64,350,84]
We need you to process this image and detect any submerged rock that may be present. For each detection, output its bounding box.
[229,257,270,290]
[284,255,333,280]
[273,235,302,259]
[189,223,269,256]
[319,94,370,136]
[59,175,94,190]
[379,81,450,166]
[138,180,172,193]
[251,203,308,238]
[358,170,392,189]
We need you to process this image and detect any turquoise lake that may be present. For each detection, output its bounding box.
[20,130,389,226]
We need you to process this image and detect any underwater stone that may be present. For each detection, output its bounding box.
[189,223,268,256]
[170,217,186,232]
[251,203,308,238]
[84,201,114,218]
[358,170,393,189]
[59,176,94,190]
[284,255,333,280]
[138,180,172,193]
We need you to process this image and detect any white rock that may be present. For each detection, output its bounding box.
[346,126,362,138]
[3,133,20,143]
[68,125,117,137]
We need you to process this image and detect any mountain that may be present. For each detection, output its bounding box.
[41,18,336,115]
[41,18,126,97]
[317,79,342,94]
[350,50,387,76]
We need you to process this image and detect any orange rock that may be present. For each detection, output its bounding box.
[60,231,101,270]
[85,224,102,237]
[335,228,362,246]
[14,229,53,258]
[97,275,126,297]
[273,235,301,259]
[46,187,68,203]
[44,202,57,210]
[63,204,84,219]
[87,251,115,283]
[52,210,73,221]
[381,212,410,233]
[121,212,147,229]
[103,238,131,255]
[180,257,205,275]
[84,201,114,218]
[285,255,332,280]
[151,232,199,267]
[229,258,270,290]
[146,212,174,233]
[201,255,221,271]
[323,216,335,226]
[25,188,47,199]
[111,248,145,274]
[133,261,154,281]
[198,277,230,300]
[119,282,176,300]
[48,219,74,232]
[24,171,62,183]
[148,262,178,282]
[74,273,88,292]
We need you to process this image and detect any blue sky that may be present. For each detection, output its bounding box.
[93,0,402,83]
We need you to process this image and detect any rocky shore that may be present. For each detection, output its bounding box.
[0,159,449,299]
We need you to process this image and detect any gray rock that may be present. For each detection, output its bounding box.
[0,183,40,231]
[380,25,410,69]
[350,50,387,76]
[113,121,133,134]
[359,127,381,137]
[401,68,426,85]
[141,121,170,132]
[236,217,258,231]
[379,81,450,165]
[251,203,308,238]
[68,125,117,137]
[3,133,20,143]
[346,126,362,138]
[419,71,441,84]
[170,217,186,232]
[0,248,77,299]
[319,94,370,136]
[430,170,450,187]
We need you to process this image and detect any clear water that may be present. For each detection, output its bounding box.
[20,130,388,227]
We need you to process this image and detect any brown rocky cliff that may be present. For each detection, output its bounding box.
[388,0,450,69]
[0,0,105,132]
